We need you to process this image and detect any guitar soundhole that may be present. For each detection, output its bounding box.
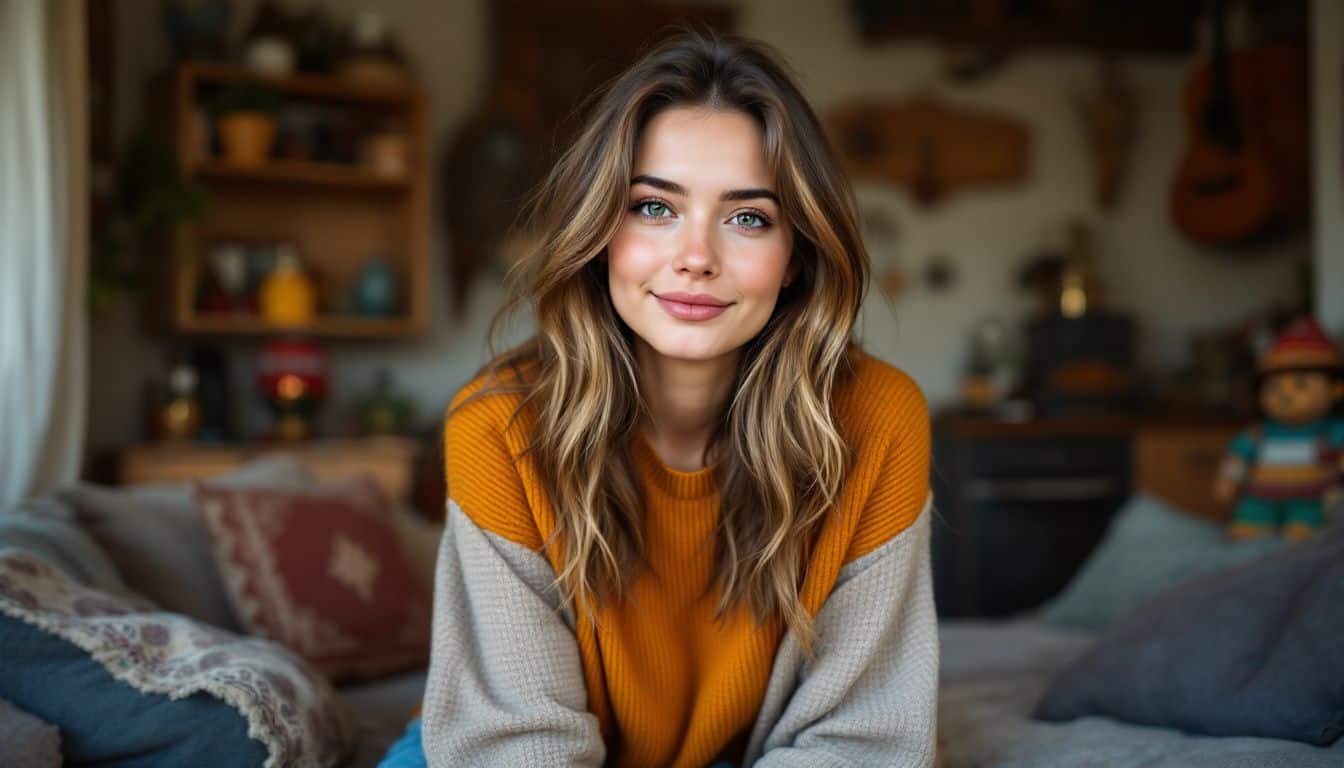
[1192,175,1243,197]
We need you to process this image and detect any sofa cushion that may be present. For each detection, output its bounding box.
[1034,524,1344,745]
[339,669,428,768]
[0,550,355,767]
[197,477,432,682]
[1037,493,1286,631]
[0,695,61,768]
[52,455,315,631]
[0,501,146,606]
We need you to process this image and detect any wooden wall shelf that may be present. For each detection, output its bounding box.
[154,63,430,340]
[180,61,416,106]
[193,161,412,191]
[176,313,420,339]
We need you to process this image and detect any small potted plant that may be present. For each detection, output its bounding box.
[211,80,281,167]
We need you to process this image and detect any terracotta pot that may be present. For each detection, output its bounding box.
[217,112,276,168]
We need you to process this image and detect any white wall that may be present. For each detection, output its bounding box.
[1312,0,1344,335]
[90,0,1308,451]
[734,0,1304,402]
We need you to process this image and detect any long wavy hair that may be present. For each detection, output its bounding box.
[451,29,870,653]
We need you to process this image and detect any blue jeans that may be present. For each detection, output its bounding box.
[376,718,427,768]
[377,717,737,768]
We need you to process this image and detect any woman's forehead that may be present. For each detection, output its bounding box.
[632,106,773,194]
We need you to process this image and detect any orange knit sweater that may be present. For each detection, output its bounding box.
[442,350,931,767]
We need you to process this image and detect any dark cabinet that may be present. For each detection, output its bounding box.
[931,416,1132,618]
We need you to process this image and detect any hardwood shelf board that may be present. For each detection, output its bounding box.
[193,160,411,190]
[181,61,417,106]
[176,312,424,339]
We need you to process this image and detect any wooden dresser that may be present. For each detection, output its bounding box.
[931,413,1241,618]
[118,437,422,505]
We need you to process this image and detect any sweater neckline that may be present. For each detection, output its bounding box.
[633,432,719,500]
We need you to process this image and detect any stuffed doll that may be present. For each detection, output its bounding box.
[1214,317,1344,541]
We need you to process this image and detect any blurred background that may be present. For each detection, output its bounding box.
[11,0,1343,617]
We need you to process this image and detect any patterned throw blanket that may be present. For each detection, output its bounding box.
[0,550,355,768]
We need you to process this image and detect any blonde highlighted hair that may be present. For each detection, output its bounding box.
[452,28,870,654]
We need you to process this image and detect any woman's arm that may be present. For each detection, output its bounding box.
[748,496,938,767]
[748,380,937,768]
[420,500,606,767]
[421,392,605,767]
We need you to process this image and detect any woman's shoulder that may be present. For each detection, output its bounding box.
[442,361,541,488]
[833,349,930,442]
[446,361,537,435]
[442,362,544,550]
[834,350,933,563]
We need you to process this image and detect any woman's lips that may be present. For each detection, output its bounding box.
[655,295,731,321]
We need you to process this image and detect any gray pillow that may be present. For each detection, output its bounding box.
[1034,525,1344,745]
[391,505,443,592]
[1037,493,1286,631]
[0,695,61,768]
[51,455,314,631]
[1,498,132,598]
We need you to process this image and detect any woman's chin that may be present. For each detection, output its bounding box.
[647,337,735,364]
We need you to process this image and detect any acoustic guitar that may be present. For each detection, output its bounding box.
[1171,0,1284,244]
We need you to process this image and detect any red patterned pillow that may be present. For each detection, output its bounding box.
[195,477,432,681]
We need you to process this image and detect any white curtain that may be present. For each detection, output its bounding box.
[0,0,89,505]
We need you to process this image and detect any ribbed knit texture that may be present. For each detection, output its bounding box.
[439,350,930,768]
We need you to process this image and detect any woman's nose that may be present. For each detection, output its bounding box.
[673,219,720,278]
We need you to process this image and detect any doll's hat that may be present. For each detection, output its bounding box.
[1260,317,1344,373]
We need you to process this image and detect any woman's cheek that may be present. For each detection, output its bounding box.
[730,238,791,297]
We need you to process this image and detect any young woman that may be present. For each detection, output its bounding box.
[391,29,936,768]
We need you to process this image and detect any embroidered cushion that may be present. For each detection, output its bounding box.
[195,477,432,682]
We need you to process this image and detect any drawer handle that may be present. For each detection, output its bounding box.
[965,476,1123,502]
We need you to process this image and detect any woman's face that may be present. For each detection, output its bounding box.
[607,106,794,365]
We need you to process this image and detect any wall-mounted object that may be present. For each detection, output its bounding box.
[828,98,1029,207]
[1074,57,1137,210]
[1169,2,1310,247]
[850,0,1203,55]
[922,253,958,294]
[859,205,904,299]
[150,61,430,339]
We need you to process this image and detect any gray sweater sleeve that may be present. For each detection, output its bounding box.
[420,500,606,768]
[746,499,940,767]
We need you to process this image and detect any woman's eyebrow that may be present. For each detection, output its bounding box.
[631,174,779,205]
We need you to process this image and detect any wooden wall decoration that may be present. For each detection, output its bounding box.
[440,1,734,318]
[827,98,1029,206]
[1074,57,1137,210]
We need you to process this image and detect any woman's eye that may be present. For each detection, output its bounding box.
[634,201,672,219]
[730,211,769,229]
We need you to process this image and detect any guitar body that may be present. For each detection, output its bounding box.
[1171,48,1280,246]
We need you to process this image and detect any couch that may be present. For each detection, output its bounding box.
[0,456,439,768]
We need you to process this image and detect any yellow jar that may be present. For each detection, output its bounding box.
[260,247,316,326]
